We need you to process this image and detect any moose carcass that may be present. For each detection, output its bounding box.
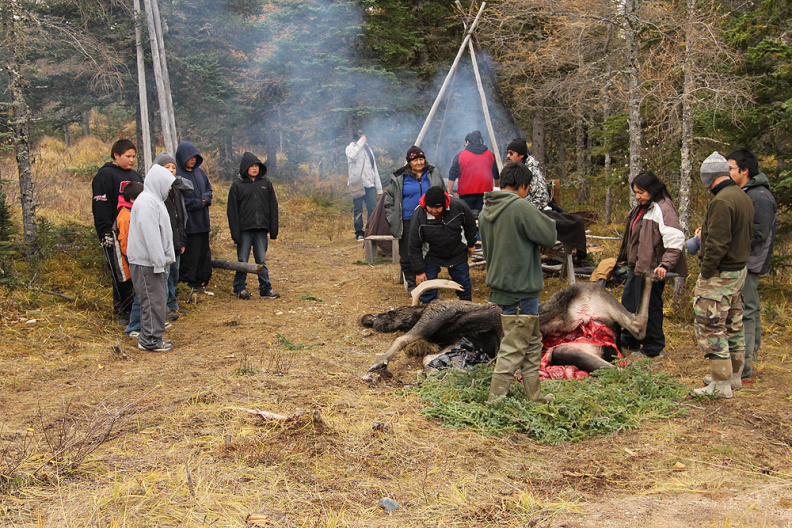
[362,275,655,377]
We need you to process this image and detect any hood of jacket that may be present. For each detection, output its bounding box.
[175,141,204,170]
[465,143,490,155]
[145,165,176,201]
[418,189,451,217]
[480,190,521,223]
[743,172,771,191]
[239,151,267,179]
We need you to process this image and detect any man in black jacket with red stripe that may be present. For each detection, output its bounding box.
[408,186,477,303]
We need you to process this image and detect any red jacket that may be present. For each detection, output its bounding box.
[448,144,498,195]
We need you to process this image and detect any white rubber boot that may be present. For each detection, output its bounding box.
[693,359,733,398]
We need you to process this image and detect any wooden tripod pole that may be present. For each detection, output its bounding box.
[414,2,486,147]
[456,1,502,170]
[132,0,152,169]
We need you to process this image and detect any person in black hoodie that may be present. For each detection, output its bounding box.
[91,139,143,325]
[176,141,214,294]
[227,152,280,299]
[408,186,477,303]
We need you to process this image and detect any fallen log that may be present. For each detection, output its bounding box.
[210,259,263,275]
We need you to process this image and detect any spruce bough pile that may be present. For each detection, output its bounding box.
[407,362,689,444]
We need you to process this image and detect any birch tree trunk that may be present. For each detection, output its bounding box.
[575,118,589,203]
[133,0,152,169]
[603,28,614,224]
[532,111,545,168]
[622,0,643,207]
[678,0,695,233]
[1,0,37,244]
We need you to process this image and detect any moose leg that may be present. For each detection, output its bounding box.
[367,332,424,372]
[602,274,654,341]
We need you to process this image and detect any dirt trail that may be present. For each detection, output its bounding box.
[1,217,792,527]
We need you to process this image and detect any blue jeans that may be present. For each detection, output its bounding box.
[167,254,180,312]
[459,194,484,214]
[419,261,473,303]
[499,297,539,316]
[353,186,377,237]
[233,229,272,294]
[125,294,141,334]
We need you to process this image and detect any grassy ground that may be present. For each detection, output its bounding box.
[1,137,791,527]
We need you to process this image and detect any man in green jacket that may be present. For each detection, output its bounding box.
[479,161,557,403]
[693,152,754,399]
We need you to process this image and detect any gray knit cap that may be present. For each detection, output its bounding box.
[700,151,730,189]
[153,152,177,168]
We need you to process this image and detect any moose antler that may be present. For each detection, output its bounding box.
[410,279,463,306]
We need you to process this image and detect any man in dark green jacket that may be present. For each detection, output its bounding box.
[479,161,557,403]
[693,152,754,399]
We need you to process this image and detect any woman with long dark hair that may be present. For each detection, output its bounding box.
[617,171,688,357]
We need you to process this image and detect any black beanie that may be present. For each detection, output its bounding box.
[424,186,447,208]
[507,138,529,159]
[465,130,483,144]
[406,145,425,161]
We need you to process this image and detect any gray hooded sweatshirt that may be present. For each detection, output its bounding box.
[127,165,176,273]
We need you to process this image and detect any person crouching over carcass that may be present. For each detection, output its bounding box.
[408,186,477,304]
[479,161,557,403]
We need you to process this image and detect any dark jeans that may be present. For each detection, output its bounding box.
[180,232,212,288]
[233,229,272,294]
[499,297,539,316]
[620,267,665,355]
[167,254,180,312]
[353,186,377,237]
[419,261,473,303]
[398,219,415,289]
[459,194,484,214]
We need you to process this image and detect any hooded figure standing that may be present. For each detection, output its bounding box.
[692,152,754,398]
[227,152,280,300]
[479,161,557,404]
[127,165,176,352]
[176,141,214,293]
[447,130,500,213]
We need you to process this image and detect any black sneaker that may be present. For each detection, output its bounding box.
[165,310,180,321]
[237,289,252,300]
[260,290,280,299]
[138,340,173,352]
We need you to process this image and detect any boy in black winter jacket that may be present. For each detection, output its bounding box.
[91,139,143,325]
[227,152,279,299]
[408,186,477,303]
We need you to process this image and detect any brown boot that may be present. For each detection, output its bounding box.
[702,352,745,390]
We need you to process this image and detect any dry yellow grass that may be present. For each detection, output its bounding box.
[0,138,791,527]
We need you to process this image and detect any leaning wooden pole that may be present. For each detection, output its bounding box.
[464,29,502,170]
[133,0,152,169]
[142,0,175,155]
[150,0,178,150]
[414,2,486,147]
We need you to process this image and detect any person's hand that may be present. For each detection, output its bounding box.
[101,233,114,248]
[180,247,185,254]
[201,199,207,206]
[467,246,475,257]
[694,227,701,239]
[416,273,427,285]
[654,266,667,280]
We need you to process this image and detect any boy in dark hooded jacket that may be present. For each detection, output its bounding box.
[227,152,279,299]
[176,141,213,293]
[408,186,477,303]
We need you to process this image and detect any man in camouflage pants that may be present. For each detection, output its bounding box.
[692,152,754,398]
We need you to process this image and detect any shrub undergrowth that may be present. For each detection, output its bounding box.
[407,362,689,444]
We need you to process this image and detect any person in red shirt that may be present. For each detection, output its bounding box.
[446,130,499,213]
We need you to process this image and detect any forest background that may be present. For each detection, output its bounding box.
[0,0,790,254]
